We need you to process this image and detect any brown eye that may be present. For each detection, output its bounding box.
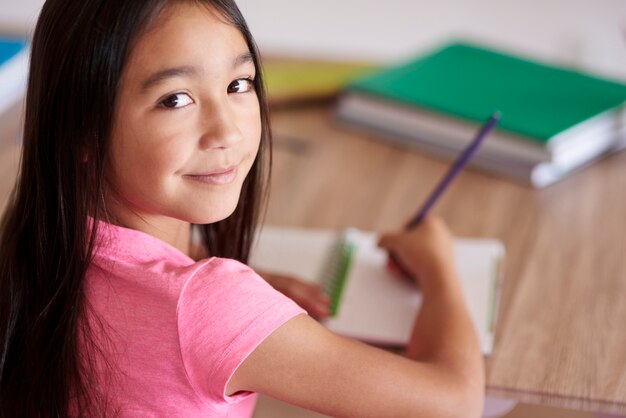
[227,78,254,94]
[160,93,193,109]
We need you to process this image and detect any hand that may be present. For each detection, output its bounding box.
[377,215,457,290]
[258,271,331,319]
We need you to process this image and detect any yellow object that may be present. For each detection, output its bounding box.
[262,58,378,106]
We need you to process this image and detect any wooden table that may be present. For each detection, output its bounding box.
[1,105,624,416]
[258,105,626,416]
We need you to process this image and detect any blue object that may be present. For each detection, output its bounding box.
[0,37,27,66]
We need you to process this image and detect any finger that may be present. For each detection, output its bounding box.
[308,301,331,319]
[291,283,331,319]
[377,234,393,250]
[386,254,415,283]
[386,257,404,277]
[378,231,408,252]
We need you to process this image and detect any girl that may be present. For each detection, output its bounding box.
[0,0,484,416]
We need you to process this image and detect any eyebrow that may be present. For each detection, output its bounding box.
[140,66,197,92]
[140,52,255,93]
[234,51,254,68]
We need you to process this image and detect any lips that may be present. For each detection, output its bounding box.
[183,166,238,185]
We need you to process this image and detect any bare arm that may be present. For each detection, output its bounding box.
[378,216,484,393]
[230,216,484,418]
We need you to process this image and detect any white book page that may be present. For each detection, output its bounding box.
[251,228,337,282]
[250,226,504,354]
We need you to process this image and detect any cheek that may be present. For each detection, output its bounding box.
[120,120,190,169]
[108,123,189,201]
[241,105,263,161]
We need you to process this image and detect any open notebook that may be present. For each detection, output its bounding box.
[250,226,505,355]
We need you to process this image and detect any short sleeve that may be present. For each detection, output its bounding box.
[176,258,306,406]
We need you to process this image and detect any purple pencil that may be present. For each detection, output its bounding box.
[406,111,501,229]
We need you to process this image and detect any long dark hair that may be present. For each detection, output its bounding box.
[0,0,272,415]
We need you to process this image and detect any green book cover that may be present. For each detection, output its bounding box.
[347,42,626,144]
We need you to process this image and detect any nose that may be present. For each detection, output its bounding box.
[197,99,243,150]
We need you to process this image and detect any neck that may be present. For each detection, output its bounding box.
[106,200,192,257]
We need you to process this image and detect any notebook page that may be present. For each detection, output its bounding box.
[331,230,503,354]
[323,229,422,346]
[250,227,337,283]
[250,226,504,354]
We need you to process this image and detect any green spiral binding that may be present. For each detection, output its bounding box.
[319,233,355,317]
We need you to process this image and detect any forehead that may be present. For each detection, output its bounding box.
[124,2,251,79]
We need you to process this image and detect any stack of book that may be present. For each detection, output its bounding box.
[335,42,626,187]
[0,37,29,143]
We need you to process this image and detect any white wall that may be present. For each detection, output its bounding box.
[2,0,626,81]
[0,0,42,34]
[236,0,626,82]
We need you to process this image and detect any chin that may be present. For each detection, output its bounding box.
[187,199,241,225]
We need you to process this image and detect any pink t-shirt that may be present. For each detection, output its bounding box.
[83,221,305,417]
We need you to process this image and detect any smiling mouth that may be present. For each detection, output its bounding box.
[183,166,238,186]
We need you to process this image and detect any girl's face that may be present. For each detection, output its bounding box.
[108,3,261,227]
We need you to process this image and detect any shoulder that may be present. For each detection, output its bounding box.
[177,257,304,326]
[198,257,261,280]
[176,258,306,402]
[179,257,270,303]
